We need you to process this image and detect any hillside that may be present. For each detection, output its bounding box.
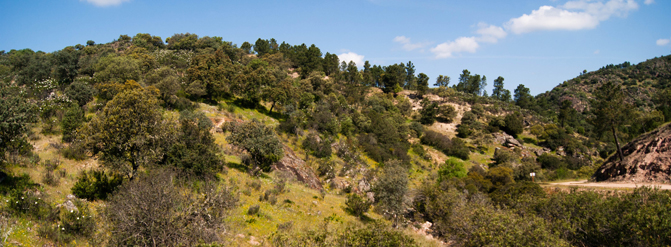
[592,123,671,183]
[2,34,671,246]
[536,55,671,113]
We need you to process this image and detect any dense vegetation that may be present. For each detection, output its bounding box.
[1,33,670,246]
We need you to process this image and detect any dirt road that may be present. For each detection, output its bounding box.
[547,180,671,190]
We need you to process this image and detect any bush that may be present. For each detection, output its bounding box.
[345,193,371,219]
[538,153,565,170]
[227,119,284,172]
[420,130,470,160]
[493,148,517,167]
[374,160,408,225]
[71,170,123,201]
[486,167,515,188]
[105,170,238,246]
[438,159,468,182]
[502,111,524,137]
[456,124,473,138]
[247,204,260,215]
[302,133,332,158]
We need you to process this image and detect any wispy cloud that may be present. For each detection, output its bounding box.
[657,38,670,46]
[393,36,431,51]
[506,0,638,34]
[423,0,642,59]
[430,37,479,59]
[475,23,507,43]
[81,0,130,7]
[644,0,655,5]
[339,52,365,66]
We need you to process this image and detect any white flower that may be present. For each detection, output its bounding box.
[62,228,65,230]
[35,202,38,204]
[70,210,73,213]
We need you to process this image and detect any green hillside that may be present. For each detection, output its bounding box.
[1,34,670,246]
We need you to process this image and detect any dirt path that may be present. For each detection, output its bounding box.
[547,180,671,190]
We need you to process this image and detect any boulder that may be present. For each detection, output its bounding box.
[272,145,324,191]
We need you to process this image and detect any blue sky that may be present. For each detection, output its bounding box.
[1,0,670,95]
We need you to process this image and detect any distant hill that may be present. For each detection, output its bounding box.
[536,54,671,113]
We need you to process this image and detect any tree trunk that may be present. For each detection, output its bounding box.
[269,101,276,114]
[611,125,624,161]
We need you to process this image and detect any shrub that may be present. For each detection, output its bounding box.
[456,124,473,138]
[538,153,565,170]
[302,133,332,158]
[420,130,470,160]
[227,119,284,172]
[502,111,524,137]
[345,193,371,219]
[486,167,515,188]
[247,204,260,215]
[59,200,96,237]
[493,148,517,167]
[374,160,408,225]
[71,170,123,201]
[105,170,238,246]
[438,159,468,182]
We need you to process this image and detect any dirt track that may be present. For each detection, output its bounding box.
[547,180,671,190]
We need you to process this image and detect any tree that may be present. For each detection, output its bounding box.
[374,160,408,226]
[52,46,80,85]
[81,82,166,179]
[323,52,339,76]
[227,119,284,172]
[60,105,85,143]
[166,33,198,50]
[492,76,505,100]
[0,85,36,160]
[186,49,238,99]
[254,38,271,56]
[416,73,429,96]
[514,84,534,109]
[264,78,298,113]
[240,41,252,54]
[64,80,95,107]
[558,100,577,128]
[434,75,450,87]
[419,98,438,125]
[591,82,633,161]
[93,55,141,83]
[164,110,223,176]
[404,61,416,89]
[503,111,524,137]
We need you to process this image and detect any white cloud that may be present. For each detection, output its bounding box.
[657,39,670,46]
[475,23,507,43]
[430,37,479,59]
[338,52,365,66]
[644,0,654,5]
[81,0,130,7]
[506,0,638,34]
[393,36,430,51]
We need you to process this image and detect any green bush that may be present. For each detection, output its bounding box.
[438,159,467,182]
[345,193,371,219]
[420,130,470,160]
[71,170,123,201]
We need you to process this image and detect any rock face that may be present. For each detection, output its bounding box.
[492,132,522,147]
[592,123,671,183]
[272,145,324,191]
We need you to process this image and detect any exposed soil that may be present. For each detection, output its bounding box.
[592,123,671,183]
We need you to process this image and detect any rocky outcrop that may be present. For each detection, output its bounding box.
[492,132,522,147]
[272,145,324,191]
[592,123,671,183]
